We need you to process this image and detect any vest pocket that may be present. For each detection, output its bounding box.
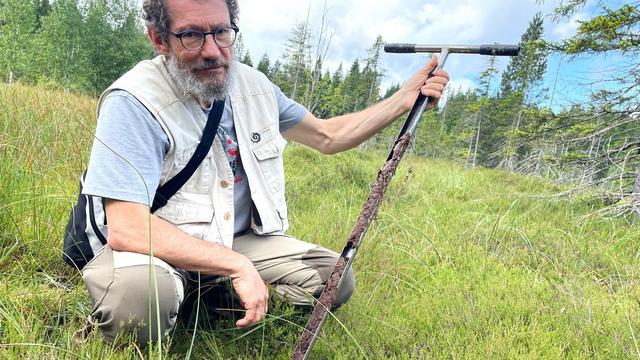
[154,199,214,240]
[251,135,286,194]
[252,138,282,160]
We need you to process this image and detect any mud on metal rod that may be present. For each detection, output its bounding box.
[385,43,520,56]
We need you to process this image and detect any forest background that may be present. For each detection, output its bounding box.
[0,0,638,216]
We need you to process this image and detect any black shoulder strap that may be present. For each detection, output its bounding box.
[151,99,225,213]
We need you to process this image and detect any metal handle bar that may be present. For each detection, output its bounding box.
[385,43,520,56]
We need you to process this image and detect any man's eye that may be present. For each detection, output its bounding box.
[181,31,200,38]
[215,28,229,36]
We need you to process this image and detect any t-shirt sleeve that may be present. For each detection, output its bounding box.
[274,84,307,133]
[82,90,169,206]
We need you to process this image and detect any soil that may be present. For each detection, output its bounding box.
[347,133,412,248]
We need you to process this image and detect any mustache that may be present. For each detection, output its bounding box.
[191,59,228,71]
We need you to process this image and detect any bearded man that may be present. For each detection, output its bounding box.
[76,0,449,345]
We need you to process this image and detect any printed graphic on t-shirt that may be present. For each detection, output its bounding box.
[218,127,244,184]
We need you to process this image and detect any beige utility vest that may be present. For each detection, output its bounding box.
[97,56,289,248]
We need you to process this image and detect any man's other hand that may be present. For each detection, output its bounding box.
[231,258,269,328]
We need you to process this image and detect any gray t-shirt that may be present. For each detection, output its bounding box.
[83,85,306,235]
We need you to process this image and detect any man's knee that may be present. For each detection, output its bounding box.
[83,249,182,345]
[89,265,180,344]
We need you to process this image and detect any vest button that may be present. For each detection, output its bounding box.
[220,180,230,188]
[224,212,231,221]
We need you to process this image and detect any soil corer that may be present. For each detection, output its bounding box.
[290,43,521,360]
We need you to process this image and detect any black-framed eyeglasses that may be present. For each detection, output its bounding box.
[170,25,239,51]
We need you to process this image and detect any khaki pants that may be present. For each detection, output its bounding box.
[82,232,355,344]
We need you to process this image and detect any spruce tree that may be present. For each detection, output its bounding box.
[498,12,548,171]
[241,52,253,67]
[282,19,312,101]
[257,53,270,77]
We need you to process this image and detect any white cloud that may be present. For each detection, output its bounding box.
[440,77,478,104]
[549,12,586,40]
[449,77,478,93]
[237,0,558,94]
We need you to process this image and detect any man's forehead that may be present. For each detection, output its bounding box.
[165,0,230,24]
[166,0,226,6]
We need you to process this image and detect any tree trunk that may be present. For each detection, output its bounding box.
[465,113,479,168]
[473,113,483,168]
[440,97,448,137]
[534,146,544,176]
[632,163,640,220]
[505,108,524,172]
[305,2,332,111]
[291,66,300,100]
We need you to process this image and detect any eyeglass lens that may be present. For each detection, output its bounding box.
[181,28,236,50]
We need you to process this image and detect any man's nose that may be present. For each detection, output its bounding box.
[201,34,222,58]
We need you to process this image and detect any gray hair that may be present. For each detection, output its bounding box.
[143,0,239,42]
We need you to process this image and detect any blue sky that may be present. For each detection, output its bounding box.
[232,0,627,110]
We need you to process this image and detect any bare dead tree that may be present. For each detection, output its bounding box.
[304,1,334,112]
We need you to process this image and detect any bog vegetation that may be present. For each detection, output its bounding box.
[0,0,639,358]
[2,82,640,359]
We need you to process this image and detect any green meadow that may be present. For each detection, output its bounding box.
[1,83,639,359]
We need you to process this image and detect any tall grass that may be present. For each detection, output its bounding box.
[1,83,639,359]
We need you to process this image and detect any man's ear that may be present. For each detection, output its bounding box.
[147,26,170,55]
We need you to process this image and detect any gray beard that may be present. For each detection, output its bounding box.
[166,55,233,103]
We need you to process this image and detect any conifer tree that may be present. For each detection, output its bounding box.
[362,35,384,107]
[241,52,253,67]
[468,56,498,167]
[327,64,346,116]
[498,12,548,171]
[282,17,312,101]
[257,53,270,77]
[342,59,364,113]
[500,13,547,96]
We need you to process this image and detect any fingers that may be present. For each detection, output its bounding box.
[422,68,449,99]
[235,287,268,328]
[421,82,446,99]
[430,68,450,82]
[416,55,449,97]
[231,263,269,328]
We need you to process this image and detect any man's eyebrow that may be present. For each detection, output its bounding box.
[174,23,232,32]
[173,26,203,33]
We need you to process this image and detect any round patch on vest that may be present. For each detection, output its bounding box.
[251,132,261,143]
